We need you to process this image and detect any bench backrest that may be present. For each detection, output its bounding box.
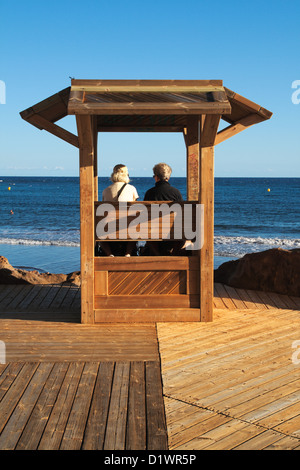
[94,201,202,242]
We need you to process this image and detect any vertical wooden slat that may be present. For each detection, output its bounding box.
[145,361,168,450]
[82,362,115,450]
[93,116,98,201]
[104,362,130,450]
[185,116,201,315]
[199,114,216,322]
[186,116,200,201]
[76,115,95,324]
[126,361,146,450]
[94,271,108,296]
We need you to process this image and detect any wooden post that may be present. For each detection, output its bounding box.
[199,114,220,322]
[93,116,98,201]
[185,116,200,201]
[76,115,95,324]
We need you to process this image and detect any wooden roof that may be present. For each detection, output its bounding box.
[20,80,272,147]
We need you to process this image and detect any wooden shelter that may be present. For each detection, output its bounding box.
[20,80,272,324]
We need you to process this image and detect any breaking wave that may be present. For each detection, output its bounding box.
[214,235,300,258]
[0,237,80,248]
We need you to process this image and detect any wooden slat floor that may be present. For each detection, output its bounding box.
[0,284,169,450]
[0,361,167,450]
[0,282,300,450]
[157,306,300,450]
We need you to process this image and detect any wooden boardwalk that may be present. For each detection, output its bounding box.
[0,282,300,450]
[158,284,300,450]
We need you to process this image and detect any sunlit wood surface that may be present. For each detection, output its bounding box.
[157,304,300,450]
[0,283,299,450]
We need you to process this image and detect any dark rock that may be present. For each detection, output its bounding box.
[214,248,300,297]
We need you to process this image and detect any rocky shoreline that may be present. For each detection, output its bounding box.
[0,256,80,287]
[214,248,300,297]
[0,248,299,297]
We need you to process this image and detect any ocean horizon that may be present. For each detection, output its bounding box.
[0,176,299,273]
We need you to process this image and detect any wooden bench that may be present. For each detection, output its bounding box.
[93,201,202,322]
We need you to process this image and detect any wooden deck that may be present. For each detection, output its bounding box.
[0,282,300,450]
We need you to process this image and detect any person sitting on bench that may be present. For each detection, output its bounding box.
[100,164,139,257]
[143,162,184,256]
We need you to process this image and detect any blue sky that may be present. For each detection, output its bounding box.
[0,0,299,177]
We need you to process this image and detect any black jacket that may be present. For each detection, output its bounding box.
[144,180,183,202]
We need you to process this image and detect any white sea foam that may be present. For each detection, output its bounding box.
[0,238,80,248]
[214,235,300,258]
[0,234,299,257]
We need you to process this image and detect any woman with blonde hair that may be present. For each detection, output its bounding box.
[102,164,138,202]
[100,164,139,256]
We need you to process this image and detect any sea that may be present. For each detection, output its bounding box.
[0,176,299,273]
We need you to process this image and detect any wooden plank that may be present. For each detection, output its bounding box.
[0,363,39,435]
[108,271,187,296]
[0,363,52,449]
[0,284,16,305]
[185,116,200,201]
[2,285,35,310]
[126,362,146,450]
[16,363,69,450]
[108,271,132,294]
[234,287,260,309]
[39,284,62,309]
[224,87,272,119]
[61,286,80,308]
[38,362,85,450]
[0,320,159,362]
[109,271,153,295]
[77,114,95,324]
[222,284,247,309]
[201,114,221,147]
[199,139,214,321]
[94,255,193,271]
[94,271,108,296]
[24,285,54,310]
[215,114,265,145]
[94,308,200,323]
[98,126,183,133]
[49,286,70,310]
[93,115,98,201]
[71,84,225,93]
[69,101,231,116]
[82,362,115,450]
[94,294,191,309]
[0,285,28,309]
[145,361,168,450]
[104,362,130,450]
[71,79,224,87]
[0,363,24,401]
[60,362,99,450]
[26,114,79,148]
